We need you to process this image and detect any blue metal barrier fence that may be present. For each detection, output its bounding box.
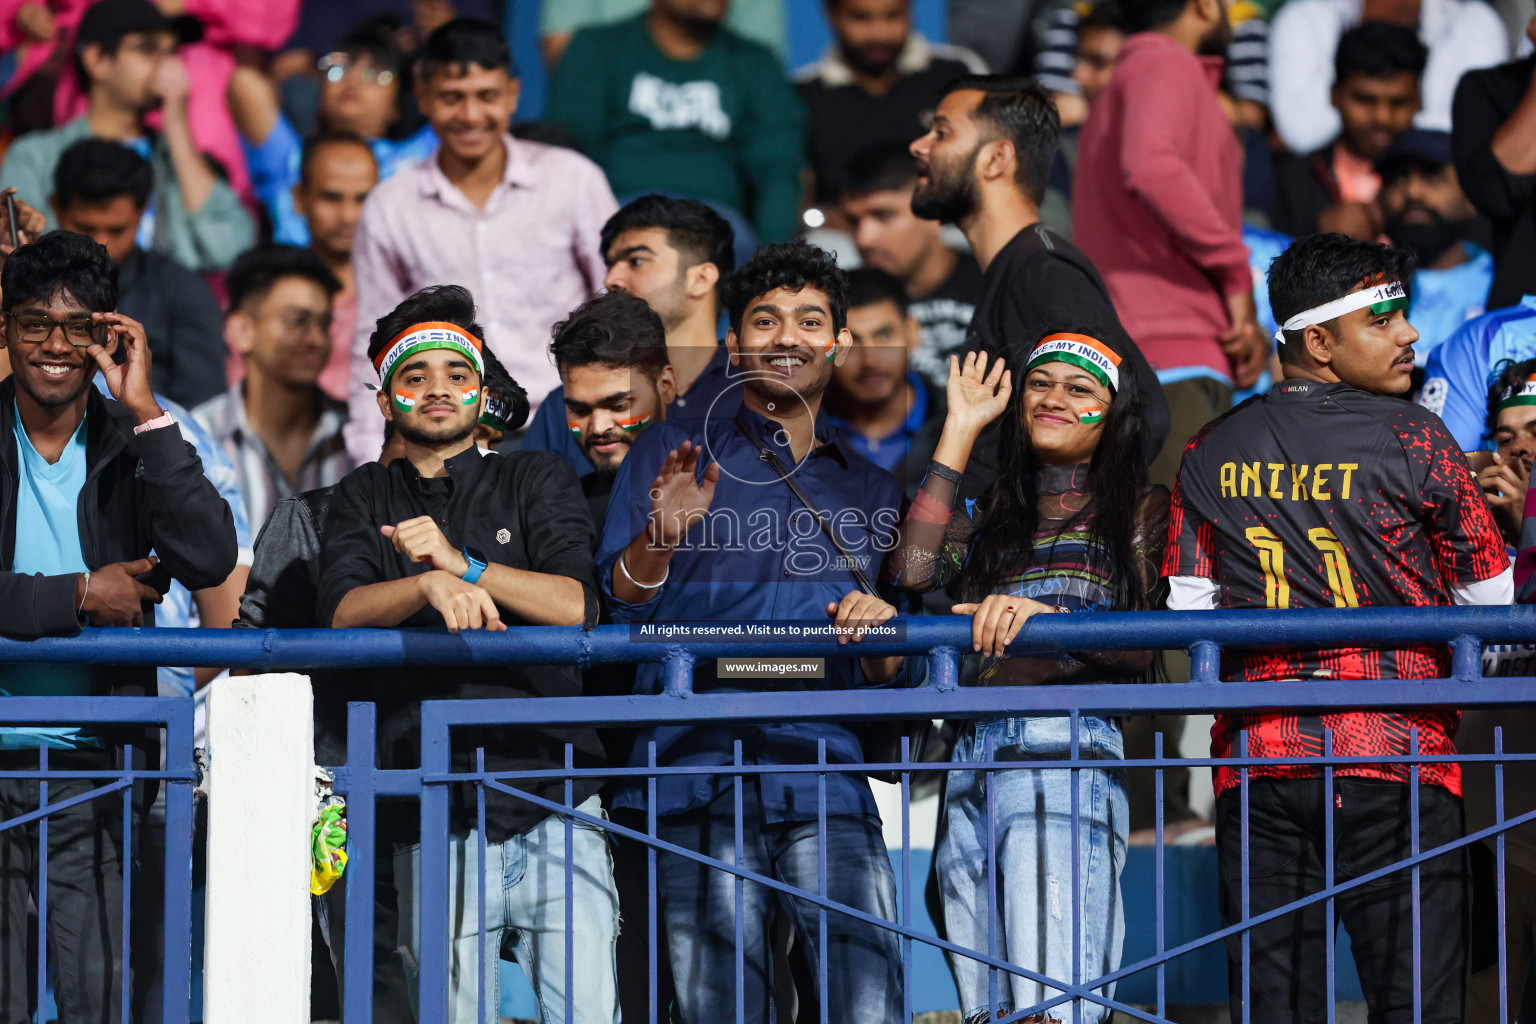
[2,605,1535,1024]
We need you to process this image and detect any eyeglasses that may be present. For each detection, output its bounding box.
[274,309,334,338]
[318,53,396,86]
[3,313,108,347]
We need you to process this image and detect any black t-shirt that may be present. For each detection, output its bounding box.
[909,251,984,392]
[1454,57,1536,309]
[964,224,1171,484]
[798,57,977,205]
[1163,379,1509,796]
[317,445,604,841]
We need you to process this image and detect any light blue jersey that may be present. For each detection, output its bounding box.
[1419,296,1536,450]
[1407,243,1493,365]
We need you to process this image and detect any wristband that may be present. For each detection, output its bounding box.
[132,410,174,435]
[77,570,91,616]
[460,547,487,585]
[925,460,963,485]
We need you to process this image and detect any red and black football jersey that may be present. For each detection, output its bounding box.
[1162,380,1509,796]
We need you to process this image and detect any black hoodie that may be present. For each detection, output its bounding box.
[0,378,237,698]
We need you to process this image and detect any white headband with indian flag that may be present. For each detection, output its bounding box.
[1026,332,1122,393]
[1274,280,1409,344]
[373,321,484,386]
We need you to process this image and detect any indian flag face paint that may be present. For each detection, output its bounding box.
[568,421,583,440]
[1500,374,1536,412]
[618,411,653,434]
[1026,333,1122,393]
[1078,405,1105,425]
[393,389,417,413]
[460,386,480,406]
[823,338,837,363]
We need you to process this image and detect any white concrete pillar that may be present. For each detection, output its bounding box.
[202,674,314,1024]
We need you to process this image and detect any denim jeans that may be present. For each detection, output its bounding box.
[655,779,903,1024]
[0,749,128,1024]
[936,716,1129,1024]
[393,795,620,1024]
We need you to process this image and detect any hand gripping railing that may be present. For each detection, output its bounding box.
[1,605,1533,1024]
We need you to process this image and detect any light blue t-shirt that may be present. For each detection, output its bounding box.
[1419,295,1536,450]
[1231,223,1292,403]
[243,114,437,247]
[0,414,94,748]
[1408,243,1494,365]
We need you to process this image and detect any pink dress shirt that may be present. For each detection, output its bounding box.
[1074,32,1252,381]
[345,134,617,464]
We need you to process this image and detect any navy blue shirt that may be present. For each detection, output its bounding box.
[525,344,740,477]
[827,370,930,477]
[596,404,907,821]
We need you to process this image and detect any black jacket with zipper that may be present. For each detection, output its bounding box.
[0,378,237,697]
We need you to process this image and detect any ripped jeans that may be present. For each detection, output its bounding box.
[936,716,1129,1024]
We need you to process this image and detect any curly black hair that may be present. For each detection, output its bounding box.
[1484,357,1536,445]
[1,230,118,314]
[1268,233,1414,357]
[723,240,849,336]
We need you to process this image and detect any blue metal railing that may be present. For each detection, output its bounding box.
[1,607,1535,1023]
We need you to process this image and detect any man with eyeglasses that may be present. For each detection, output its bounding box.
[0,0,254,273]
[192,246,355,531]
[0,229,236,1024]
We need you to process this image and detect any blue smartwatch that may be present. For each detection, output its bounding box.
[461,547,487,585]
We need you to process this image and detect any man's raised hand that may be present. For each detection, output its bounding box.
[86,312,163,425]
[647,440,719,548]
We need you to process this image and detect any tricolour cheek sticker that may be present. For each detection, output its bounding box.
[618,412,653,434]
[393,389,417,413]
[823,338,837,363]
[460,386,479,406]
[568,421,583,440]
[1078,405,1105,425]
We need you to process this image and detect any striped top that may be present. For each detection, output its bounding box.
[893,459,1168,687]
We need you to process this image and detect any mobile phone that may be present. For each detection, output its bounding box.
[4,192,17,250]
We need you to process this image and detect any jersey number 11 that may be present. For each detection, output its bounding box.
[1244,526,1361,609]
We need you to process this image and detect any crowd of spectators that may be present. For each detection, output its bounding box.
[3,0,1536,1021]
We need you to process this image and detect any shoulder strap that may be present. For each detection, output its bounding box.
[734,412,880,597]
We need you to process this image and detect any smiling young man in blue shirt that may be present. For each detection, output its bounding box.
[596,240,906,1024]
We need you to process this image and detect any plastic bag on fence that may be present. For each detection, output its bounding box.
[310,791,348,895]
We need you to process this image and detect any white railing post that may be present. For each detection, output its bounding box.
[202,674,314,1023]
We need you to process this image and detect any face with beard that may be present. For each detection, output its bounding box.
[1196,0,1232,57]
[1381,159,1475,267]
[378,348,482,449]
[829,0,910,80]
[562,361,675,475]
[909,90,986,224]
